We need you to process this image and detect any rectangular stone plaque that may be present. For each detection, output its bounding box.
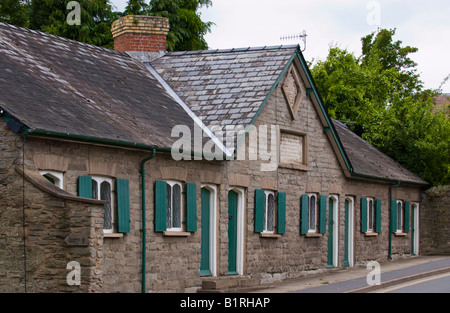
[64,235,88,246]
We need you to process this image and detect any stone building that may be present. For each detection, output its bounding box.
[0,16,428,293]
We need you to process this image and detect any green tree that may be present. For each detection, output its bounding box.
[0,0,29,27]
[361,28,423,97]
[377,92,450,185]
[28,0,118,48]
[311,28,449,186]
[311,46,392,136]
[123,0,149,15]
[148,0,213,51]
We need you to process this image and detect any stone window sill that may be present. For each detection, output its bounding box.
[364,232,378,237]
[279,162,308,171]
[104,233,124,238]
[260,233,282,239]
[394,232,407,237]
[304,232,322,238]
[163,231,191,237]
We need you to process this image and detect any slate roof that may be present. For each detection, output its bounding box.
[332,119,428,185]
[0,22,196,150]
[0,22,428,185]
[150,46,297,127]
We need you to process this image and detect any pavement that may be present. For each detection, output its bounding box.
[250,255,450,293]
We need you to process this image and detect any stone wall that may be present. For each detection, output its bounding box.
[0,122,105,292]
[0,58,426,292]
[0,121,24,292]
[420,185,450,255]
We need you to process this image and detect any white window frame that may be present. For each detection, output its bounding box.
[307,193,318,233]
[39,170,64,189]
[91,176,114,233]
[262,190,276,234]
[166,180,184,232]
[367,198,375,232]
[396,200,404,233]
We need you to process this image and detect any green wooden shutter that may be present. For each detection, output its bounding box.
[319,195,327,234]
[360,197,368,233]
[404,201,410,233]
[154,180,167,232]
[300,194,309,235]
[116,179,130,233]
[78,176,92,198]
[255,189,265,233]
[277,192,286,235]
[375,199,382,233]
[186,183,197,232]
[390,200,397,233]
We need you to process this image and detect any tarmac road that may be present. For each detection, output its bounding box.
[251,255,450,293]
[373,272,450,293]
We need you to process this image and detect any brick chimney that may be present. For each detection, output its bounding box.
[111,15,170,54]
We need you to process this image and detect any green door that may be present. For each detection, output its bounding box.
[327,197,334,267]
[344,199,350,268]
[200,188,211,276]
[228,190,238,275]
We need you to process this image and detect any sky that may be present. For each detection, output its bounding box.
[110,0,450,92]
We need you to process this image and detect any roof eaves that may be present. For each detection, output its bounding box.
[350,171,429,187]
[23,127,172,153]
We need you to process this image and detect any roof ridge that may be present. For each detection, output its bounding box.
[0,22,125,57]
[164,44,299,56]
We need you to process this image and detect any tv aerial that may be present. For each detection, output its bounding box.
[280,30,307,52]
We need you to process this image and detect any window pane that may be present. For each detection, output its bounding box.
[172,184,181,228]
[92,180,98,200]
[309,195,316,231]
[166,185,172,228]
[397,202,402,231]
[43,174,55,184]
[368,200,373,230]
[267,193,274,232]
[101,181,112,229]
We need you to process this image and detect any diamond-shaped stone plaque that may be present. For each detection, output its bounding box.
[282,66,303,119]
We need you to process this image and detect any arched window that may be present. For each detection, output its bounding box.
[308,194,317,233]
[166,181,183,231]
[39,170,64,189]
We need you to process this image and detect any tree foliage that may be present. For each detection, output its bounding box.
[29,0,118,48]
[147,0,213,51]
[311,28,450,186]
[123,0,149,15]
[0,0,29,26]
[0,0,213,51]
